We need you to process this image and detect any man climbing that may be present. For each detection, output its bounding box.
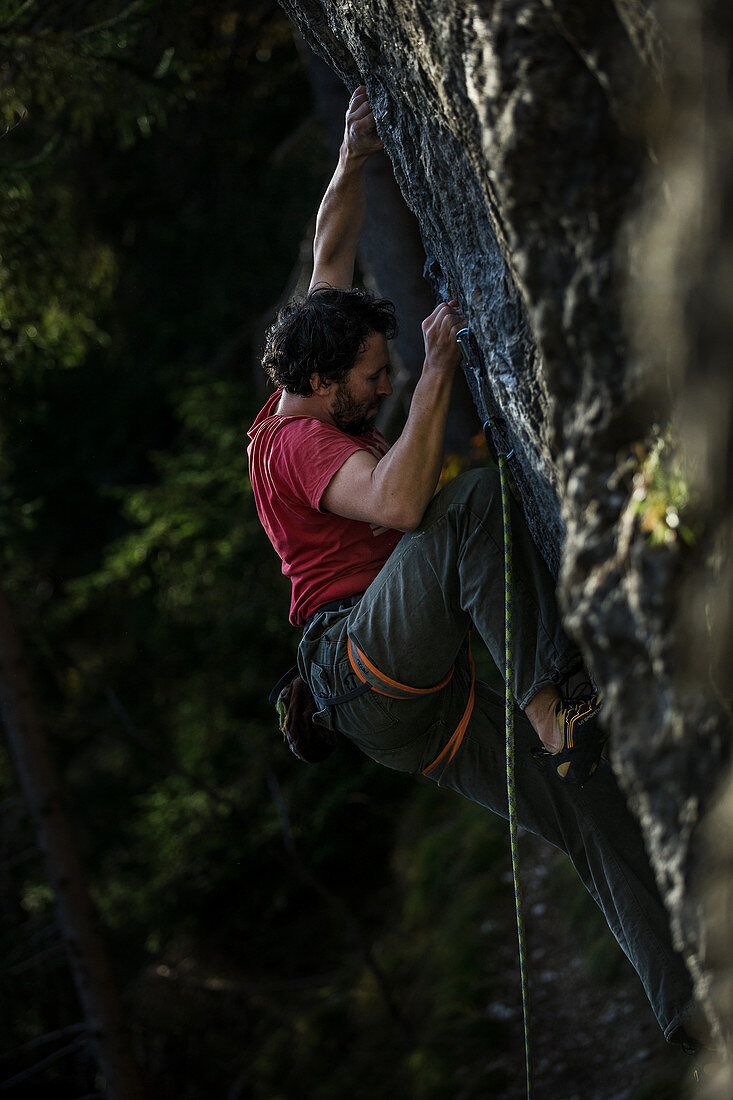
[247,86,700,1050]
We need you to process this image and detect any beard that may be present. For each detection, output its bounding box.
[331,383,379,435]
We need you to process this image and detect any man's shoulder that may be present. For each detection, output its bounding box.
[252,411,343,453]
[249,392,331,439]
[248,394,387,472]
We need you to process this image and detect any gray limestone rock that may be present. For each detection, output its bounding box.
[278,0,733,1065]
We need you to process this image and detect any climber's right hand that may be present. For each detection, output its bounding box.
[422,300,465,375]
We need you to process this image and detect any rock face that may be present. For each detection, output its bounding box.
[279,0,732,1062]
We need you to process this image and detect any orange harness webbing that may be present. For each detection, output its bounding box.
[347,637,454,699]
[346,635,475,777]
[421,642,475,776]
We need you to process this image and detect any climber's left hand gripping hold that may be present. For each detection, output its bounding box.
[344,84,383,161]
[309,86,383,292]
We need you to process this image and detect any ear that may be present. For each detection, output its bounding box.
[310,373,332,396]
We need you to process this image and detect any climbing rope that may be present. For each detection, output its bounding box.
[496,440,534,1100]
[458,328,533,1099]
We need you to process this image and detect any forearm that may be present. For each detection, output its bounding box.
[319,301,464,533]
[310,148,368,289]
[369,367,455,530]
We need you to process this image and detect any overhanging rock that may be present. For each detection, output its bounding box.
[278,0,732,1054]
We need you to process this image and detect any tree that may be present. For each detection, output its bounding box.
[0,587,145,1099]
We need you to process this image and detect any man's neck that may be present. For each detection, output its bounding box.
[277,390,332,424]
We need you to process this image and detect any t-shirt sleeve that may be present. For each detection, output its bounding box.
[274,419,366,511]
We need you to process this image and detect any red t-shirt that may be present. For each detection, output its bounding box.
[247,391,402,625]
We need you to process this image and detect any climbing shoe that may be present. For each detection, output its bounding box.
[536,685,606,785]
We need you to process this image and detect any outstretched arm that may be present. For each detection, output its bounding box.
[309,86,383,292]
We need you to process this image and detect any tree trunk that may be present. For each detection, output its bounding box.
[0,588,146,1100]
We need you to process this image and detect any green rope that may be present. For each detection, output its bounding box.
[499,450,534,1100]
[457,330,533,1097]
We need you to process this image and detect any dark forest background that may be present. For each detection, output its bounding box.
[0,3,692,1097]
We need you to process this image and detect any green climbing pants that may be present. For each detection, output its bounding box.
[297,468,695,1041]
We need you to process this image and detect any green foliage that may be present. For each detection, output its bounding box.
[0,2,188,392]
[630,426,703,549]
[0,177,116,370]
[0,3,336,1093]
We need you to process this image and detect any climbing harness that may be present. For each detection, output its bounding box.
[457,327,534,1100]
[348,634,478,777]
[270,613,476,770]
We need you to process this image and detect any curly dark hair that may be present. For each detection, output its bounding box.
[261,286,398,396]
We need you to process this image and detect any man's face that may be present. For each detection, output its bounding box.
[328,331,393,435]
